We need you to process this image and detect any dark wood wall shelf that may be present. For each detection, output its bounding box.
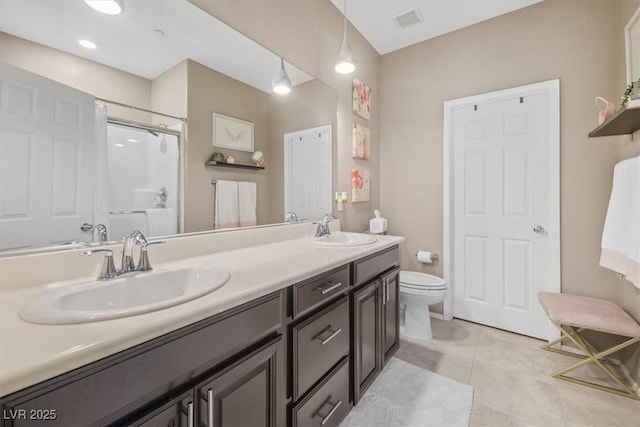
[589,102,640,137]
[205,161,265,171]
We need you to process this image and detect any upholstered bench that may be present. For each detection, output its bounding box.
[538,292,640,400]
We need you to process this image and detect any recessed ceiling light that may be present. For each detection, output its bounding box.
[84,0,124,15]
[78,39,97,49]
[114,143,125,147]
[126,138,138,142]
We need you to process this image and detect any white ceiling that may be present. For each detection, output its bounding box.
[0,0,546,88]
[330,0,544,55]
[0,0,312,93]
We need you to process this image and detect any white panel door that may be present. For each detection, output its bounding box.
[451,86,558,339]
[284,125,332,222]
[0,63,95,250]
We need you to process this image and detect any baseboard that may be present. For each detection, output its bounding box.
[559,344,640,397]
[430,312,444,320]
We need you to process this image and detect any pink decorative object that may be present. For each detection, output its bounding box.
[351,168,370,202]
[352,79,371,120]
[595,96,615,125]
[352,123,371,160]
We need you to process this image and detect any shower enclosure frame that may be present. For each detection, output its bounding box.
[106,116,185,235]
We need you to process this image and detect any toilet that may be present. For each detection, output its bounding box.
[399,271,448,340]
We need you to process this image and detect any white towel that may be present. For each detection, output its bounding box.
[600,156,640,288]
[214,180,239,229]
[238,181,257,227]
[145,208,177,236]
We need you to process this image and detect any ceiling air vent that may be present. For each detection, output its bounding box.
[393,7,423,29]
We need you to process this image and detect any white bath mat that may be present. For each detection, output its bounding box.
[340,358,473,427]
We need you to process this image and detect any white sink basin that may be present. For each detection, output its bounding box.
[20,267,231,324]
[308,232,377,247]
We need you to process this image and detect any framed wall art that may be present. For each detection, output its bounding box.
[352,123,371,160]
[351,168,370,202]
[212,113,254,152]
[352,79,371,120]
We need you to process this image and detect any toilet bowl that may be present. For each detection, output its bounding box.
[399,271,448,340]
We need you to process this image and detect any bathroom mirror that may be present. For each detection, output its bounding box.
[0,0,338,254]
[626,6,640,82]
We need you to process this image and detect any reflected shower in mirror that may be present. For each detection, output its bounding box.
[0,0,338,255]
[106,121,180,240]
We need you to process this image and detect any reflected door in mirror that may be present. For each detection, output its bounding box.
[284,125,332,222]
[0,63,95,251]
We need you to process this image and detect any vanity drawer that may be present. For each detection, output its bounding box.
[291,356,349,427]
[292,265,349,317]
[353,246,399,287]
[292,297,349,399]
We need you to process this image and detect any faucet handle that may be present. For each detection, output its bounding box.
[138,241,166,271]
[81,249,118,280]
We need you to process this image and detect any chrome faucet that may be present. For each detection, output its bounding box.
[284,211,299,223]
[122,230,148,273]
[82,230,165,280]
[155,187,168,208]
[92,224,108,243]
[314,213,337,238]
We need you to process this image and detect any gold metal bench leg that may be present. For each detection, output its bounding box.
[541,321,640,400]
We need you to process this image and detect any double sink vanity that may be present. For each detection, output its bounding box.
[0,228,403,426]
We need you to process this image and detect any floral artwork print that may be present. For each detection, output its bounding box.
[351,168,370,202]
[352,123,371,160]
[352,79,371,120]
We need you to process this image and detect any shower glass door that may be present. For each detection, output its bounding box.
[106,122,180,241]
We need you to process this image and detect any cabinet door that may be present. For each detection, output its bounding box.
[197,336,283,427]
[352,281,380,404]
[128,391,194,427]
[381,267,400,364]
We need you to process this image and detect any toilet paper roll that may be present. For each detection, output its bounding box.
[416,250,432,264]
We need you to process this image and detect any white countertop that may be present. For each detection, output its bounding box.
[0,233,404,397]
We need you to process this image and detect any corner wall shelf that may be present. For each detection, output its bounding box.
[589,101,640,137]
[205,161,265,171]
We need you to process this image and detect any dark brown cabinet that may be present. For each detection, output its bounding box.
[352,280,380,404]
[381,268,400,364]
[196,337,283,427]
[351,248,400,404]
[129,391,194,427]
[1,245,400,427]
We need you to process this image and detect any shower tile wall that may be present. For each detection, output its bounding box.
[106,125,178,211]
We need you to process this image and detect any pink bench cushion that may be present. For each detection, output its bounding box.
[538,292,640,337]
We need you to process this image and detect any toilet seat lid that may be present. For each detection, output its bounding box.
[399,271,447,290]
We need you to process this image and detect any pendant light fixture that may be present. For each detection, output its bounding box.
[272,58,292,95]
[335,0,356,74]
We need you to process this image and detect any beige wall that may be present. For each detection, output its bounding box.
[184,60,272,232]
[380,0,639,380]
[0,32,151,123]
[190,0,381,233]
[616,0,640,381]
[268,79,339,224]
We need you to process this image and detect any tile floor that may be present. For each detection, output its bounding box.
[395,318,640,427]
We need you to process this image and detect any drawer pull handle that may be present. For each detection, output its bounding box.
[207,389,214,427]
[187,401,194,427]
[314,326,343,346]
[316,281,343,295]
[315,397,343,426]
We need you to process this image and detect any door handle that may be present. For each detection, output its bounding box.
[533,225,546,234]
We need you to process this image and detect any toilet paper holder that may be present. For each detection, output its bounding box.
[415,251,439,262]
